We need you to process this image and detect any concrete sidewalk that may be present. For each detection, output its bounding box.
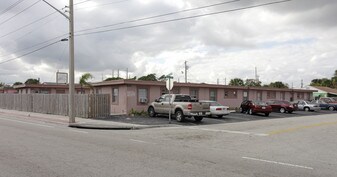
[0,109,173,130]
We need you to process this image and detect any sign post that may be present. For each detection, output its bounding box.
[166,74,174,124]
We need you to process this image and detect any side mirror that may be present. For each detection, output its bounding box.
[155,99,160,102]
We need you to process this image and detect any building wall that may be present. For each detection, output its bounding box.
[95,83,315,114]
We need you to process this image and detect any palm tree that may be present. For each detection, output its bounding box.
[79,73,93,94]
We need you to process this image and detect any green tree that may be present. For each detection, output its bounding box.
[104,77,122,81]
[331,70,337,88]
[24,78,39,84]
[310,78,332,87]
[138,73,157,81]
[0,82,4,87]
[157,75,167,81]
[79,73,93,94]
[13,82,23,86]
[229,78,244,86]
[245,79,261,87]
[269,81,289,88]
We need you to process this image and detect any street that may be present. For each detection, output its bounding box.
[1,112,337,177]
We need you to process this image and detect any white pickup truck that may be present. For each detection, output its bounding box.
[147,94,211,122]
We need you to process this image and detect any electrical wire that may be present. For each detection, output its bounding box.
[0,40,61,65]
[0,0,41,27]
[0,11,58,39]
[0,0,26,17]
[0,33,68,58]
[75,0,240,33]
[75,0,131,10]
[74,0,91,5]
[76,0,292,37]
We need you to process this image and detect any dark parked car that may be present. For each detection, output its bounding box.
[311,100,337,111]
[266,100,296,113]
[240,100,272,116]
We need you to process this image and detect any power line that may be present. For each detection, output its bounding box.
[0,40,61,65]
[76,0,239,33]
[76,0,292,36]
[0,33,68,58]
[0,11,58,39]
[14,14,61,41]
[0,0,26,17]
[0,0,41,27]
[74,0,91,5]
[75,0,131,11]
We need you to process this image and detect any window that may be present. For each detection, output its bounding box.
[138,88,148,104]
[112,88,119,103]
[297,92,304,99]
[281,92,285,100]
[243,91,248,101]
[256,91,262,101]
[190,88,199,99]
[224,89,237,99]
[267,91,276,99]
[209,89,217,101]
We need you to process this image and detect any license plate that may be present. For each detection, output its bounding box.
[262,107,266,109]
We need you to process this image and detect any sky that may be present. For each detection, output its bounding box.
[0,0,336,87]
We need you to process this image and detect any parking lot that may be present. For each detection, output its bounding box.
[105,110,337,126]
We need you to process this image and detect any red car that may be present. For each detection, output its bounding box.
[266,100,297,113]
[240,100,272,116]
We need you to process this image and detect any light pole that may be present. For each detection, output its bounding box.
[42,0,75,123]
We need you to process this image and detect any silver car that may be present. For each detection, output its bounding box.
[295,100,320,112]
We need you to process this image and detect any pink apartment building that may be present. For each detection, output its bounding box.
[92,79,315,115]
[14,83,90,94]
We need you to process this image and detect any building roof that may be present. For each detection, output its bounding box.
[92,79,315,93]
[13,83,87,89]
[310,86,337,95]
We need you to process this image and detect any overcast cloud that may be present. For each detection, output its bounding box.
[0,0,336,87]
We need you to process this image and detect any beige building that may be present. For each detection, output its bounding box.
[14,83,90,94]
[93,79,315,115]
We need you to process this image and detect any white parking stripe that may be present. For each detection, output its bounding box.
[129,139,154,144]
[242,157,313,170]
[0,117,54,128]
[70,129,89,134]
[188,127,268,136]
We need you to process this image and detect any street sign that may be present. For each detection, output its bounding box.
[166,78,174,90]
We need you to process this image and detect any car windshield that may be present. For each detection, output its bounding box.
[253,101,267,106]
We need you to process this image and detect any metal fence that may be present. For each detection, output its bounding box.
[0,94,110,118]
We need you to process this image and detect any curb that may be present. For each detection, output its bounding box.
[68,123,172,130]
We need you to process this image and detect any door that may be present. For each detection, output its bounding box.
[161,95,173,114]
[153,96,165,113]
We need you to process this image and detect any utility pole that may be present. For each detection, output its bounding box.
[255,67,259,82]
[217,78,219,85]
[117,69,120,78]
[224,78,227,85]
[184,61,188,83]
[68,0,75,123]
[301,79,303,88]
[112,69,114,78]
[41,0,74,123]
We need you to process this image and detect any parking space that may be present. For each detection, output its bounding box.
[102,110,337,126]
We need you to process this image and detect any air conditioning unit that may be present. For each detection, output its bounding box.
[139,98,148,103]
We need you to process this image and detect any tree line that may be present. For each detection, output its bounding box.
[309,70,337,88]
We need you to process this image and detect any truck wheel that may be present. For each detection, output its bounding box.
[175,110,185,122]
[148,107,156,117]
[265,113,269,117]
[194,116,203,122]
[239,107,244,113]
[328,106,334,111]
[304,107,310,112]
